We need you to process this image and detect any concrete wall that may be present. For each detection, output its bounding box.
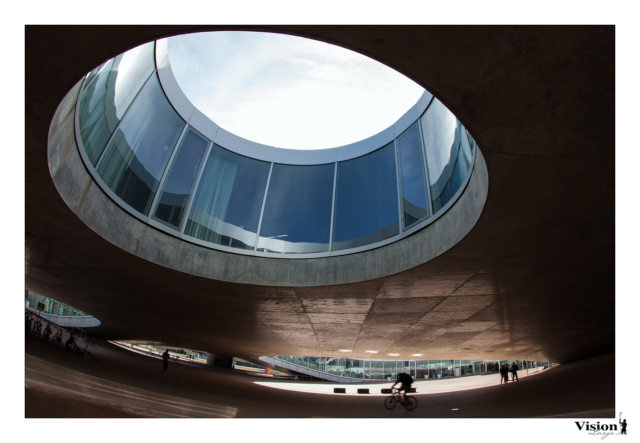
[49,79,488,288]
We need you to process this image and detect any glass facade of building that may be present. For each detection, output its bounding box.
[25,290,92,318]
[269,355,549,381]
[76,41,480,257]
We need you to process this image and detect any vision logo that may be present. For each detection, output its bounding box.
[575,413,628,439]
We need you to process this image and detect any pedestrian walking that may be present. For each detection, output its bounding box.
[510,362,519,382]
[162,349,170,372]
[499,364,508,384]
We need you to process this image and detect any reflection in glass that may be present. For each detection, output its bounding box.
[83,62,107,91]
[97,74,185,216]
[153,130,208,229]
[384,360,397,380]
[421,98,473,213]
[78,42,156,166]
[333,143,399,250]
[466,129,477,154]
[416,360,429,379]
[441,360,454,377]
[184,145,271,250]
[398,125,429,228]
[257,163,335,254]
[371,360,384,380]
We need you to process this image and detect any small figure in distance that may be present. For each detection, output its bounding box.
[391,372,414,402]
[499,364,508,384]
[162,348,170,372]
[510,362,519,382]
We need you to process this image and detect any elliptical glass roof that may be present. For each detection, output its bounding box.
[74,39,480,259]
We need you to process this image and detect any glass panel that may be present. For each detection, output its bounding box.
[421,98,471,213]
[398,125,429,228]
[184,144,270,250]
[257,163,334,254]
[441,360,455,377]
[428,360,443,379]
[97,74,185,216]
[466,129,477,154]
[308,357,320,371]
[384,361,397,380]
[345,359,363,379]
[83,62,107,91]
[332,142,399,250]
[416,360,429,379]
[59,303,73,317]
[370,361,384,380]
[153,130,208,229]
[25,291,38,309]
[325,358,337,375]
[78,42,156,166]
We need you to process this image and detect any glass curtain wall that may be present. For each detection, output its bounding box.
[416,360,429,379]
[257,163,335,254]
[332,142,399,250]
[78,42,156,166]
[25,291,91,317]
[78,45,479,257]
[97,74,185,216]
[152,130,209,229]
[397,124,430,229]
[270,356,547,380]
[441,360,455,378]
[184,144,271,250]
[421,98,473,213]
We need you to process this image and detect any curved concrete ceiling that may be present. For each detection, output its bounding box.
[26,26,614,364]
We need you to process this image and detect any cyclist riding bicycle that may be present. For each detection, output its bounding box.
[391,372,414,402]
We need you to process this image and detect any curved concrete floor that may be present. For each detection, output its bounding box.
[25,334,614,418]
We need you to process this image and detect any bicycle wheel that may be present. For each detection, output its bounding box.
[384,396,397,410]
[404,396,418,411]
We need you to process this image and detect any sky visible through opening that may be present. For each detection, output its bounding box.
[168,32,425,150]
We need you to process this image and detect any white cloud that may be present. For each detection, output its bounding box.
[168,31,425,150]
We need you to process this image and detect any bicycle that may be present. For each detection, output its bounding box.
[384,388,418,411]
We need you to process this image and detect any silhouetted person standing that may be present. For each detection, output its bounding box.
[499,364,508,384]
[162,349,170,372]
[620,419,627,435]
[510,362,519,382]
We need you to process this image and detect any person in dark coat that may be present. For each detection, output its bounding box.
[510,362,519,382]
[499,364,508,384]
[162,349,170,372]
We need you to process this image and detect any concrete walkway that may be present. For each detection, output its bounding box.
[25,334,614,418]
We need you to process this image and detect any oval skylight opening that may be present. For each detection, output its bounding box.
[168,32,425,150]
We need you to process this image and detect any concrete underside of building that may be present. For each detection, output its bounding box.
[26,26,614,369]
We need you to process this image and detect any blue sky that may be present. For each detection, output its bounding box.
[168,31,425,150]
